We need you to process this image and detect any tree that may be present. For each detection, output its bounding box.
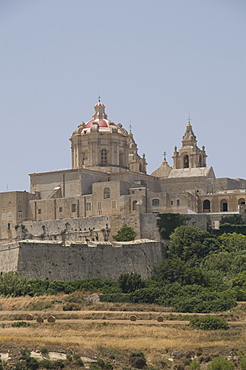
[232,270,246,288]
[0,271,30,297]
[219,232,246,252]
[113,224,136,241]
[151,258,208,286]
[157,213,189,239]
[168,226,219,263]
[118,273,144,293]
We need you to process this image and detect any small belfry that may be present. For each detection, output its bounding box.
[172,122,207,169]
[70,100,147,174]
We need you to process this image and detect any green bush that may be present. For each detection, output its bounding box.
[100,293,130,303]
[73,354,84,367]
[129,351,147,369]
[12,321,31,328]
[97,359,113,369]
[190,316,229,330]
[129,287,163,304]
[0,271,30,297]
[113,224,136,241]
[189,359,200,369]
[53,360,64,369]
[27,357,39,370]
[118,273,144,293]
[207,357,234,369]
[240,357,246,370]
[40,347,48,355]
[39,359,52,369]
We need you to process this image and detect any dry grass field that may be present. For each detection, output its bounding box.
[0,293,246,369]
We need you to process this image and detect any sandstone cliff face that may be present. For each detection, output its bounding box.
[0,240,164,281]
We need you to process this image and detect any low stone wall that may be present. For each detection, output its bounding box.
[0,240,165,281]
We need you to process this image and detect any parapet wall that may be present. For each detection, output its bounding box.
[0,240,164,281]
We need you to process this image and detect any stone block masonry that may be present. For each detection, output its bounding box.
[0,240,164,281]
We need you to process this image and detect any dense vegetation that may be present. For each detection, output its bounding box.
[1,215,246,313]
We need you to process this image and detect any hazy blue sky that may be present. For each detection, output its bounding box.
[0,0,245,192]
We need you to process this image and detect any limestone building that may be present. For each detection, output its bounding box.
[0,100,246,245]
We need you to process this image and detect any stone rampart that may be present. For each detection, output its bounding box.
[0,240,164,281]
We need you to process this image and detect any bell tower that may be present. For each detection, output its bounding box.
[172,121,207,169]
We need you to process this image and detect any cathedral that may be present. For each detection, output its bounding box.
[0,100,246,244]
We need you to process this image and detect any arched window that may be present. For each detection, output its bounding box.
[220,199,228,212]
[101,149,107,164]
[132,200,137,211]
[199,155,202,167]
[203,199,210,212]
[238,198,245,205]
[104,188,110,199]
[152,199,160,206]
[183,155,189,168]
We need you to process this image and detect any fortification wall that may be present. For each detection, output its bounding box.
[0,240,164,281]
[0,243,20,272]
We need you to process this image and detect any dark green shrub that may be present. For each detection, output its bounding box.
[73,355,84,367]
[39,359,52,369]
[89,365,101,370]
[100,293,130,303]
[129,287,162,304]
[54,360,64,369]
[118,273,144,293]
[27,357,39,370]
[12,321,31,328]
[190,316,229,330]
[21,348,31,361]
[240,357,246,370]
[97,359,113,369]
[207,357,234,369]
[157,213,189,239]
[66,354,72,362]
[113,224,136,241]
[189,359,200,369]
[129,351,147,369]
[40,347,48,355]
[0,271,30,297]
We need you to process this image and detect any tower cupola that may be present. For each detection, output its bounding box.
[173,121,207,169]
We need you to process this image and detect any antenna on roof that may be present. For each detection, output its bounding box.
[163,151,167,161]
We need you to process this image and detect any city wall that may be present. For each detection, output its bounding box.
[0,240,164,280]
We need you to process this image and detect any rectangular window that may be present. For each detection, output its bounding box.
[7,223,10,230]
[86,202,91,211]
[177,199,180,207]
[18,210,23,221]
[170,200,173,206]
[38,209,42,214]
[59,207,63,212]
[71,204,76,212]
